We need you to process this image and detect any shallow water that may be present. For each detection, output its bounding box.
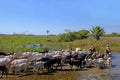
[110,53,120,80]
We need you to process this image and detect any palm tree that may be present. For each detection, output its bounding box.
[46,30,49,38]
[90,26,104,41]
[46,30,49,35]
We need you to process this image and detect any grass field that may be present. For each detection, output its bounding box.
[0,35,119,53]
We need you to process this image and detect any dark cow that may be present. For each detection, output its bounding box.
[0,52,7,56]
[40,57,62,72]
[66,58,83,69]
[66,53,87,69]
[0,65,8,78]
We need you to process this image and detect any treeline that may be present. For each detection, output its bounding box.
[59,30,90,42]
[59,26,104,42]
[104,32,120,37]
[58,26,120,42]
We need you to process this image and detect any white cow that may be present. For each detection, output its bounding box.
[60,51,70,58]
[34,53,44,60]
[25,52,35,61]
[85,58,93,67]
[75,47,81,53]
[93,58,105,69]
[0,55,5,58]
[105,57,112,68]
[11,59,28,65]
[0,57,11,66]
[31,61,46,72]
[13,52,24,58]
[10,62,28,75]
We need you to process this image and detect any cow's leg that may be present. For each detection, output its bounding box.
[5,70,8,77]
[1,70,4,78]
[70,65,73,70]
[60,63,62,70]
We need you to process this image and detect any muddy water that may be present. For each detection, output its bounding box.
[77,53,120,80]
[110,53,120,80]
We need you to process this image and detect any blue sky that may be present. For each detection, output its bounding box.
[0,0,120,35]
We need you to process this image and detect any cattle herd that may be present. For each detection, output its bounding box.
[0,48,112,78]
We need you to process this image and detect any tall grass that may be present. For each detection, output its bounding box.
[0,35,120,53]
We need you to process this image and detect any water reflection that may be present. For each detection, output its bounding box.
[112,65,117,68]
[111,54,120,68]
[112,54,120,60]
[26,44,41,49]
[110,53,120,80]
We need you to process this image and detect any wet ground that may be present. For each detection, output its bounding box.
[109,53,120,80]
[77,53,120,80]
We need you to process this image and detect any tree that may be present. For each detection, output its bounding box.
[90,26,104,40]
[59,29,90,42]
[59,32,76,42]
[76,30,90,39]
